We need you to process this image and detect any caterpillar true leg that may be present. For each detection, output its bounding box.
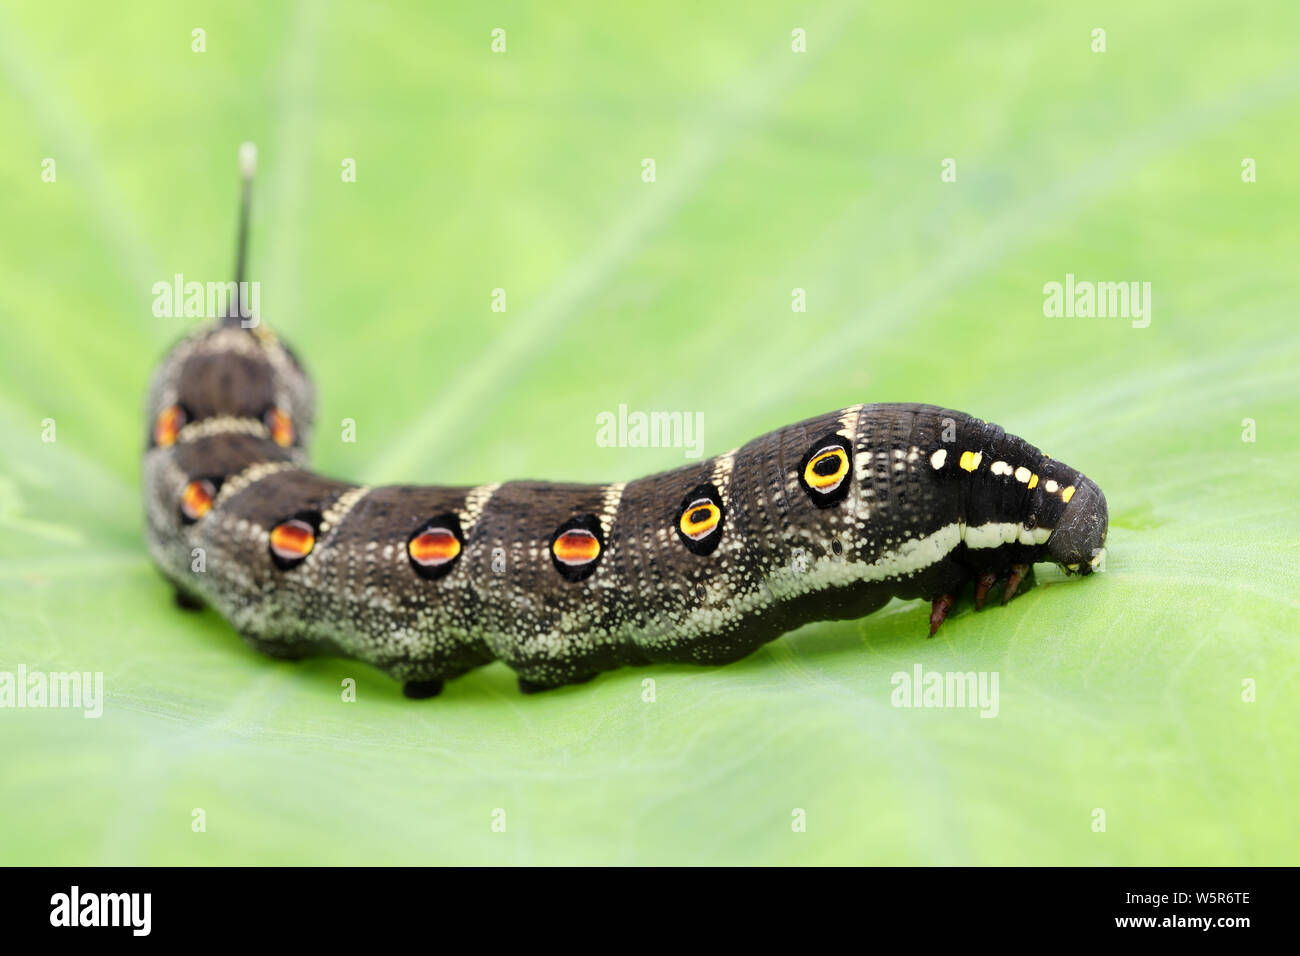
[1002,563,1031,605]
[142,146,1110,698]
[928,594,957,637]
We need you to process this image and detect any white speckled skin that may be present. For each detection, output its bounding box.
[144,320,1107,694]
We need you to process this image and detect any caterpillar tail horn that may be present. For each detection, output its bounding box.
[225,141,258,329]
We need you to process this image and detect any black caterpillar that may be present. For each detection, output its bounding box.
[143,147,1109,698]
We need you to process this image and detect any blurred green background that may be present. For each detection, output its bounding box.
[1,0,1297,865]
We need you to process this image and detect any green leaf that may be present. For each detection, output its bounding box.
[1,2,1297,864]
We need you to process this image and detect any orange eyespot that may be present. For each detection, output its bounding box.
[154,405,186,447]
[803,446,849,491]
[269,518,316,568]
[266,407,294,447]
[406,514,465,580]
[679,499,721,541]
[409,529,461,566]
[553,529,600,566]
[549,515,605,581]
[179,479,216,522]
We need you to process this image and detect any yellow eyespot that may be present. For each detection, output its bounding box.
[679,499,721,541]
[803,446,849,492]
[675,483,726,554]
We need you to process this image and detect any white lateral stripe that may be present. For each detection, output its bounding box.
[963,521,1054,549]
[865,524,962,579]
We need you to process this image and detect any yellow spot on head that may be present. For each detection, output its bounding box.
[1062,485,1076,503]
[1028,474,1039,489]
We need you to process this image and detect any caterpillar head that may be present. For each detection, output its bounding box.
[1045,475,1108,575]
